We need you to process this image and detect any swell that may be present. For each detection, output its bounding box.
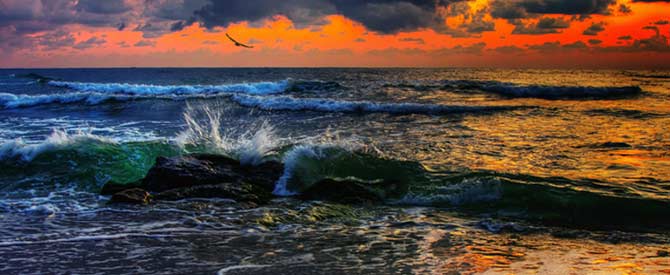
[0,131,180,191]
[1,133,668,230]
[230,94,518,115]
[440,80,643,99]
[275,145,670,229]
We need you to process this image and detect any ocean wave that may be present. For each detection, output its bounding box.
[0,129,116,161]
[442,80,643,99]
[230,94,517,115]
[49,79,290,96]
[0,92,136,108]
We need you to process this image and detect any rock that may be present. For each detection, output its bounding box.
[110,188,151,205]
[300,178,401,204]
[142,154,283,193]
[658,250,669,257]
[154,182,271,204]
[100,180,145,195]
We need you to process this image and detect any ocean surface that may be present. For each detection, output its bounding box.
[1,68,669,274]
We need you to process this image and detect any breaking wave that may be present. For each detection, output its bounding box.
[48,79,290,96]
[230,94,517,115]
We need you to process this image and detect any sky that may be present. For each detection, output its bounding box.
[0,0,669,68]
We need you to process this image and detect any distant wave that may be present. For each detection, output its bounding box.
[230,94,517,115]
[49,79,290,96]
[0,79,295,109]
[442,80,643,99]
[0,92,136,108]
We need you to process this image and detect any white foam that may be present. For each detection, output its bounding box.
[0,233,170,247]
[49,79,290,96]
[0,79,292,109]
[176,105,282,166]
[217,264,271,275]
[273,133,364,196]
[23,204,60,217]
[0,129,115,161]
[393,177,502,206]
[231,94,510,115]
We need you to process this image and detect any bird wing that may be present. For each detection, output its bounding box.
[226,33,254,48]
[225,33,239,44]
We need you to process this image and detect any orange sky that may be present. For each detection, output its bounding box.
[1,0,669,68]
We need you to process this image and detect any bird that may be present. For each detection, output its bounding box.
[226,33,254,48]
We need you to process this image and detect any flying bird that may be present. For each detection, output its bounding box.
[226,33,254,48]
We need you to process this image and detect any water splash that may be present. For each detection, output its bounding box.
[175,104,281,166]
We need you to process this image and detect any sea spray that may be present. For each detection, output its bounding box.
[175,104,282,165]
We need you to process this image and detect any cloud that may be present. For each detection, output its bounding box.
[73,36,107,50]
[490,0,618,19]
[588,39,602,45]
[76,0,132,14]
[511,17,571,35]
[399,37,425,44]
[134,40,156,47]
[583,22,606,35]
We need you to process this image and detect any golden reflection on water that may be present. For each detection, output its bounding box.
[402,88,670,198]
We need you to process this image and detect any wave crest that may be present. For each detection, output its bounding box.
[49,79,290,96]
[230,94,517,115]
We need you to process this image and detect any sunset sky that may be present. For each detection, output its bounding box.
[1,0,669,68]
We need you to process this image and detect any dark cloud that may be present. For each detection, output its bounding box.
[618,4,632,14]
[654,20,669,25]
[588,39,602,45]
[134,40,156,47]
[73,36,106,49]
[583,22,606,35]
[518,0,616,15]
[491,0,617,19]
[181,0,479,34]
[618,35,633,40]
[76,0,131,14]
[512,17,570,35]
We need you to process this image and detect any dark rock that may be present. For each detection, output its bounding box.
[300,178,401,204]
[110,188,151,205]
[658,250,669,257]
[100,180,145,195]
[143,154,283,193]
[154,182,271,204]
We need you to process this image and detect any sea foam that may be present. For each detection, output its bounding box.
[0,79,293,109]
[0,129,115,161]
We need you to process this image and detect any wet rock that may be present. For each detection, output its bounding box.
[100,180,145,195]
[154,182,271,204]
[110,188,151,205]
[300,178,400,204]
[142,154,283,193]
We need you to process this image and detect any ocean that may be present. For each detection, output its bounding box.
[1,68,669,274]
